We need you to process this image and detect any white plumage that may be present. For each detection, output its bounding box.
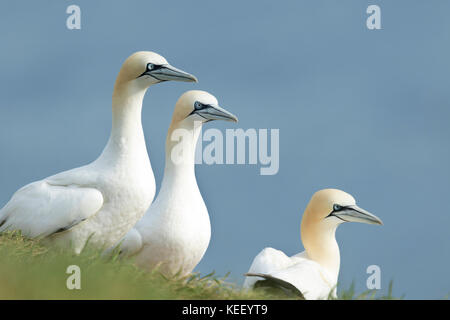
[0,51,197,253]
[244,248,336,299]
[244,189,382,299]
[116,90,238,276]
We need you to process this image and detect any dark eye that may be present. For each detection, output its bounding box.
[147,63,155,70]
[194,101,202,110]
[333,204,342,211]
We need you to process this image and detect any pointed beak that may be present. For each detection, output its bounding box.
[194,104,238,123]
[148,64,198,83]
[333,205,383,225]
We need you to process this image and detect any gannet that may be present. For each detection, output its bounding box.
[244,189,383,300]
[0,51,197,253]
[115,90,238,276]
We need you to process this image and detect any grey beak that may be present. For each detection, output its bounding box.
[193,104,238,123]
[148,64,198,83]
[333,205,383,225]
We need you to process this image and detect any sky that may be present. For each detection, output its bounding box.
[0,1,449,299]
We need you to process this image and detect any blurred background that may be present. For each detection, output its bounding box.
[0,0,449,299]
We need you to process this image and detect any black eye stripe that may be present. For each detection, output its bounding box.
[189,101,213,117]
[138,64,164,78]
[147,63,163,71]
[326,204,346,219]
[194,101,211,110]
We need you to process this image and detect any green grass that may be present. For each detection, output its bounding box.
[0,231,397,300]
[0,231,279,299]
[337,280,401,300]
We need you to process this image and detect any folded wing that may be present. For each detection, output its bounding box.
[244,247,296,289]
[0,179,103,238]
[244,247,336,300]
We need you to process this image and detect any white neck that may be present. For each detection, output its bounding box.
[301,215,340,282]
[99,82,149,162]
[161,119,202,186]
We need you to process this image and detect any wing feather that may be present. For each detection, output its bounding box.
[243,247,294,288]
[244,247,336,300]
[0,180,103,238]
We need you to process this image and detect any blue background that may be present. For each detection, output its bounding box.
[0,1,449,299]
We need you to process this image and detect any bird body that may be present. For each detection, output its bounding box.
[132,164,211,276]
[117,90,238,276]
[0,52,197,253]
[130,120,211,275]
[244,189,382,299]
[244,248,336,300]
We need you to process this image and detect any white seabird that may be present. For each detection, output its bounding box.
[115,90,238,276]
[0,51,197,253]
[244,189,383,300]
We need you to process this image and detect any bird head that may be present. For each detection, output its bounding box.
[303,189,383,227]
[171,90,238,125]
[115,51,197,89]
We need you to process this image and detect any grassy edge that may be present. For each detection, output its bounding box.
[0,231,400,299]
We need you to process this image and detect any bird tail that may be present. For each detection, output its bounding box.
[244,273,305,299]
